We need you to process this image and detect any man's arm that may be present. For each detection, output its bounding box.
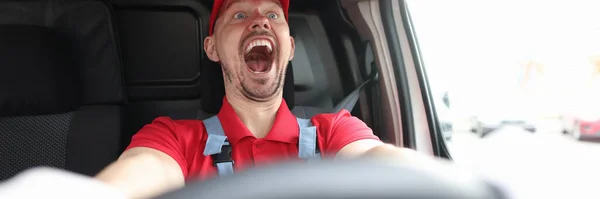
[319,110,441,164]
[337,139,442,166]
[95,147,184,199]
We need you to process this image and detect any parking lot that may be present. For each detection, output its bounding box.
[445,119,600,198]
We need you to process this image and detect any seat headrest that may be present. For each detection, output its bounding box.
[0,25,81,117]
[200,61,295,114]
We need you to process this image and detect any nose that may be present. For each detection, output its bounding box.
[248,15,271,32]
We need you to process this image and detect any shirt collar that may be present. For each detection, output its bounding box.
[216,96,299,145]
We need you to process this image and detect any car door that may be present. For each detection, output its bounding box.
[378,0,449,158]
[342,0,448,158]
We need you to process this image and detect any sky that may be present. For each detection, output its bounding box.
[406,0,600,117]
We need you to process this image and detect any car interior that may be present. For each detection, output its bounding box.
[0,0,502,198]
[0,0,382,180]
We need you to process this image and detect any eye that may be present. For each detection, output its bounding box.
[233,13,246,19]
[267,13,278,19]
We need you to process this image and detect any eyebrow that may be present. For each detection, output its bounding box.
[221,0,282,13]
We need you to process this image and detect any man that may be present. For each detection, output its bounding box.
[95,0,432,198]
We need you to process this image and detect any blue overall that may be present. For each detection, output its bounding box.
[201,115,321,176]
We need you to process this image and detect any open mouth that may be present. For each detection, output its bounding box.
[243,39,274,74]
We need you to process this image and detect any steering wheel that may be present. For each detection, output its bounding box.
[155,158,507,199]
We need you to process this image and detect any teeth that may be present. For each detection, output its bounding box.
[245,39,272,54]
[249,67,267,74]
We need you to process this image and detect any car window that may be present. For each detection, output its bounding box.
[407,0,600,191]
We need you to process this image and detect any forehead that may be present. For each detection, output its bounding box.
[221,0,281,12]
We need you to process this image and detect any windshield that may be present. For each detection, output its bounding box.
[407,0,600,196]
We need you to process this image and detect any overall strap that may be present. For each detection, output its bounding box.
[296,118,321,161]
[202,115,234,176]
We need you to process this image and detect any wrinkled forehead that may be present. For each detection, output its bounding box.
[219,0,282,15]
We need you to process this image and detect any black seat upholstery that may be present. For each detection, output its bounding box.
[0,0,125,180]
[287,14,343,111]
[109,0,211,151]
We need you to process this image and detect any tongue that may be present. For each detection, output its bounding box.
[246,59,270,72]
[245,50,271,72]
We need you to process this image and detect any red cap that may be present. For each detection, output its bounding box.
[208,0,290,36]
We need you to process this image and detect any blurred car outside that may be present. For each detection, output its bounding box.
[560,97,600,141]
[467,95,537,138]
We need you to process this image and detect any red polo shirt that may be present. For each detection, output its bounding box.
[125,97,380,181]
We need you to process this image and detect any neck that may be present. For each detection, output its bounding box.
[225,92,282,138]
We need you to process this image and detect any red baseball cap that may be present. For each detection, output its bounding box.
[208,0,290,36]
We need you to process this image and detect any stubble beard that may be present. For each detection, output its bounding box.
[220,51,286,103]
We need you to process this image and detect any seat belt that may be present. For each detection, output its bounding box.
[332,62,379,113]
[297,118,321,161]
[202,116,234,176]
[201,115,321,176]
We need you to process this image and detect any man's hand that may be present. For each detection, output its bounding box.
[95,147,184,199]
[0,167,126,199]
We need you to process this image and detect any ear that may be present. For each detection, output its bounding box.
[204,36,220,62]
[288,36,295,61]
